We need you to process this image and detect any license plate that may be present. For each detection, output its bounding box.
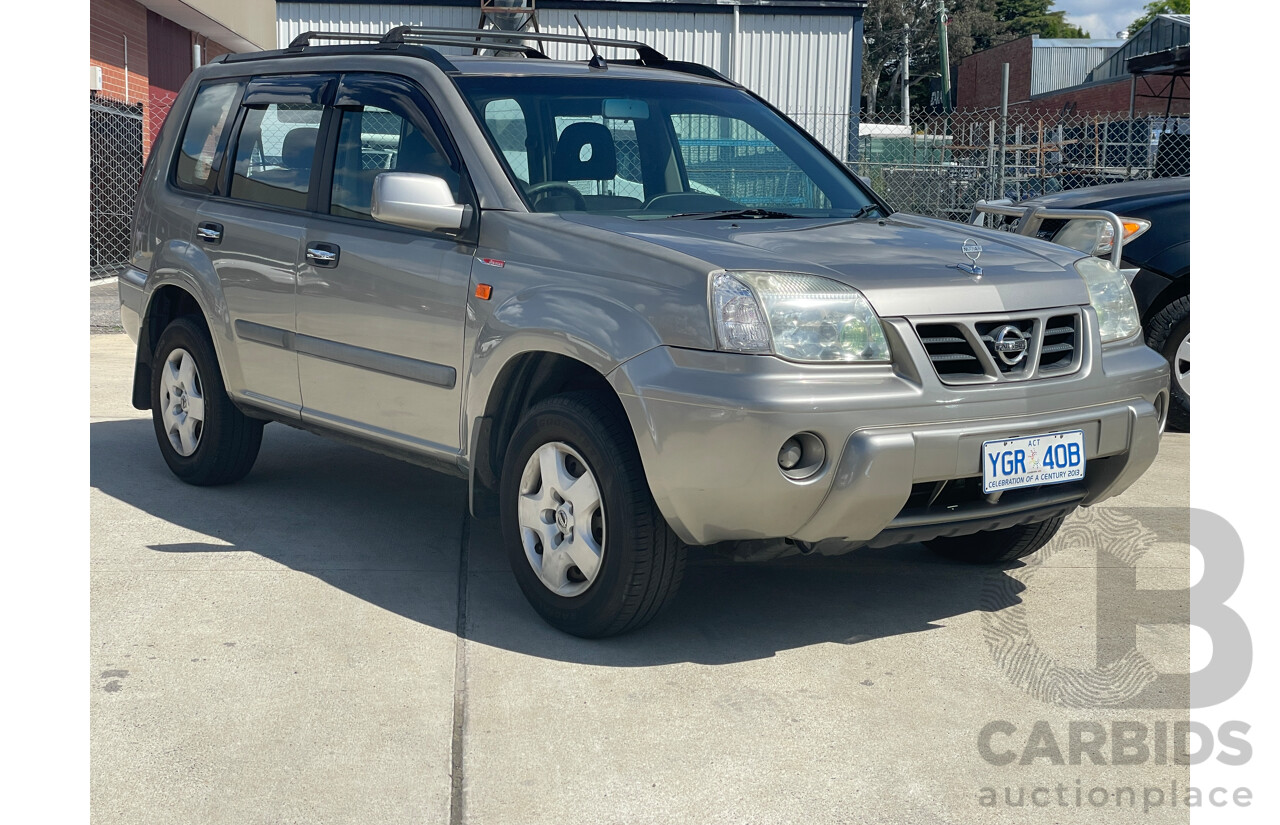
[982,430,1085,493]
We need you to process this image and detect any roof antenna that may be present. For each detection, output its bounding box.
[574,14,607,70]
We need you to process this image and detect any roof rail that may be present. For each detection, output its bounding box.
[271,27,738,83]
[381,26,667,65]
[288,29,549,59]
[287,32,383,50]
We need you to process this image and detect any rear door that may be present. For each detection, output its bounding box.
[296,73,475,452]
[195,74,334,415]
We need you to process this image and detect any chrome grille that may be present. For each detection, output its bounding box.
[1038,314,1079,373]
[913,309,1083,384]
[916,324,984,376]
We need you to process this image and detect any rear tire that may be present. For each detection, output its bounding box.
[924,515,1067,564]
[151,317,263,486]
[500,392,686,637]
[1146,295,1190,432]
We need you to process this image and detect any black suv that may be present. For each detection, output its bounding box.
[1019,177,1189,430]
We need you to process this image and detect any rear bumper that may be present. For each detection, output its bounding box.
[118,266,146,343]
[609,330,1168,547]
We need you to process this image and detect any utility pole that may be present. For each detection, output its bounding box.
[937,0,951,114]
[901,24,911,128]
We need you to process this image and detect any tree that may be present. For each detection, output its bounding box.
[859,1,1089,114]
[1128,1,1190,36]
[996,1,1089,39]
[861,1,1007,114]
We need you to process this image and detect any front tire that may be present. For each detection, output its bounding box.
[924,515,1067,564]
[499,392,686,637]
[151,317,263,486]
[1146,295,1189,432]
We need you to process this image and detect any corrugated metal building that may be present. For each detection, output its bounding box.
[1086,14,1190,84]
[1029,37,1125,96]
[275,0,867,157]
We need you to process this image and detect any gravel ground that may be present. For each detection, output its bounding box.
[91,279,123,335]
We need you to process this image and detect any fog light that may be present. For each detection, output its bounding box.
[778,438,803,470]
[777,432,826,481]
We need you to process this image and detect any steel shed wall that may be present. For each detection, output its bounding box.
[276,2,857,155]
[516,9,733,75]
[1029,41,1122,96]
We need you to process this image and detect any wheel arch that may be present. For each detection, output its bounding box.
[468,350,629,515]
[1140,269,1189,328]
[132,282,219,410]
[463,284,672,514]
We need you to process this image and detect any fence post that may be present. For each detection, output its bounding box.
[1037,118,1044,192]
[1014,123,1023,194]
[1093,115,1099,169]
[987,118,996,200]
[1102,117,1110,178]
[998,63,1009,201]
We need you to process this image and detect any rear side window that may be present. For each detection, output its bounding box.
[229,103,324,210]
[174,82,240,192]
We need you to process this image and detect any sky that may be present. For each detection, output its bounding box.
[1059,2,1151,39]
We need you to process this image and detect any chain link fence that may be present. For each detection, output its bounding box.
[89,94,1190,278]
[90,93,145,279]
[90,90,178,279]
[804,108,1189,222]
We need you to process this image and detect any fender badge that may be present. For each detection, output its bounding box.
[955,238,983,277]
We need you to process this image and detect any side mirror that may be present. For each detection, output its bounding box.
[371,173,470,233]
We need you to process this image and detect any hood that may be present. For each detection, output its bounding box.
[1020,176,1189,212]
[561,212,1090,317]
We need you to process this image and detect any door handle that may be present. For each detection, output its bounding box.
[196,222,223,243]
[306,243,340,268]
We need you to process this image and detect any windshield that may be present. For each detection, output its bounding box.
[455,76,878,219]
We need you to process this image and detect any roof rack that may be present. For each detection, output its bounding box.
[286,29,548,59]
[380,26,667,66]
[277,27,733,82]
[286,32,384,48]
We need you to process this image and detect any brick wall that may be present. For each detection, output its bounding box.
[91,0,241,155]
[204,38,234,63]
[1015,76,1190,118]
[90,0,149,108]
[956,37,1033,110]
[955,34,1189,118]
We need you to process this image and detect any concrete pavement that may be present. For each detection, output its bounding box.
[91,332,1192,824]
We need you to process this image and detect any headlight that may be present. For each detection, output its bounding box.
[1075,257,1140,343]
[710,271,890,362]
[1054,216,1151,257]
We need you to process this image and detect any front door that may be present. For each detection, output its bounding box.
[297,73,474,453]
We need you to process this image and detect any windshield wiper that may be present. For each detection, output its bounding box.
[666,208,803,220]
[851,203,885,220]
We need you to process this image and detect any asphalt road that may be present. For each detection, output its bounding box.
[91,331,1192,824]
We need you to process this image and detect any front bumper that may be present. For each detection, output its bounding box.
[609,322,1168,548]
